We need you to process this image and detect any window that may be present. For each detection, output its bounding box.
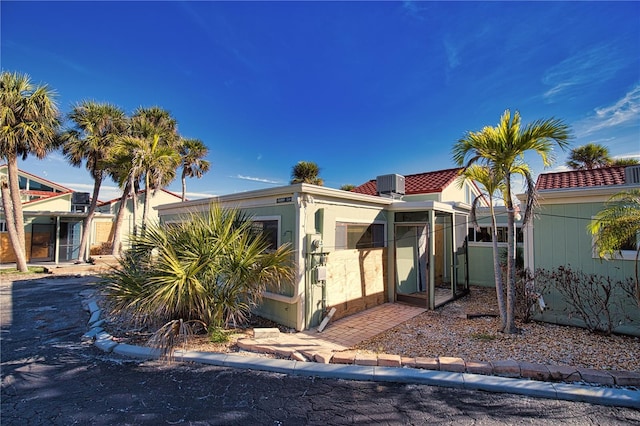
[336,222,385,250]
[468,226,523,243]
[593,233,639,261]
[0,220,6,233]
[251,219,279,250]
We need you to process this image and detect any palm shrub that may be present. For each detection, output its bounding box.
[101,204,293,352]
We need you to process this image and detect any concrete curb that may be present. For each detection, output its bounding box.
[83,299,640,409]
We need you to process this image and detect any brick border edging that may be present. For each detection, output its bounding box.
[79,292,640,390]
[236,339,640,388]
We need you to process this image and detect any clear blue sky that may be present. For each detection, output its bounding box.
[2,1,639,201]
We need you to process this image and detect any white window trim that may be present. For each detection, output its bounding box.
[590,215,638,261]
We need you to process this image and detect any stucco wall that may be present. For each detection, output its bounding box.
[325,248,387,321]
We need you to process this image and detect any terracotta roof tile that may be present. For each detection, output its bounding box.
[353,168,463,196]
[535,166,627,190]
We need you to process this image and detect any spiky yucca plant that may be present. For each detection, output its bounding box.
[101,204,293,353]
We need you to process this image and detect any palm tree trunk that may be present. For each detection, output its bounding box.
[181,170,187,202]
[75,175,101,262]
[490,203,507,331]
[504,176,519,334]
[6,160,29,272]
[129,174,138,237]
[110,180,131,256]
[141,174,151,236]
[8,161,26,255]
[1,181,28,271]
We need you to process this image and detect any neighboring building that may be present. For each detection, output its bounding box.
[157,168,482,331]
[0,165,113,264]
[96,188,183,253]
[519,165,640,335]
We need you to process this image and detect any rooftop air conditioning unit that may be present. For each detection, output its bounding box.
[376,174,405,197]
[625,165,640,185]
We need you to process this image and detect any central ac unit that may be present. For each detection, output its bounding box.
[376,174,405,196]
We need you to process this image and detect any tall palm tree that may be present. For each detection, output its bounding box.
[589,189,640,302]
[566,143,611,170]
[129,107,181,233]
[103,150,139,255]
[290,161,323,185]
[0,71,60,271]
[453,109,571,333]
[179,138,210,201]
[457,165,508,330]
[62,101,128,262]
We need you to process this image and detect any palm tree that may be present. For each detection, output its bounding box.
[566,143,611,170]
[102,204,293,354]
[589,189,640,302]
[179,138,210,201]
[0,71,60,271]
[457,165,508,330]
[453,109,571,333]
[611,158,640,167]
[290,161,323,185]
[103,151,139,255]
[62,101,128,262]
[129,107,181,233]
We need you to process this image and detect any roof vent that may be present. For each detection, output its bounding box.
[625,165,640,185]
[376,174,405,197]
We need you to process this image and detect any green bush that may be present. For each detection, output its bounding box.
[101,204,293,351]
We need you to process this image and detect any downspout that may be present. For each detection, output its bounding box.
[294,192,306,331]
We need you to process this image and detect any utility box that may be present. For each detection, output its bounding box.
[315,266,327,282]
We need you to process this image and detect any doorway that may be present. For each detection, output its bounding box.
[59,221,82,261]
[31,224,55,261]
[395,223,429,307]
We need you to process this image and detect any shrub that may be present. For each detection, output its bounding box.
[101,204,293,352]
[534,265,637,335]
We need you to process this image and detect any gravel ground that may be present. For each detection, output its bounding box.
[354,286,640,372]
[5,273,638,373]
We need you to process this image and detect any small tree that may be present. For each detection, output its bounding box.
[290,161,323,185]
[457,165,508,330]
[566,143,611,170]
[588,189,640,302]
[453,109,571,333]
[179,138,210,201]
[340,184,355,191]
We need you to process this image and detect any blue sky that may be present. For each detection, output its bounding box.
[2,1,639,201]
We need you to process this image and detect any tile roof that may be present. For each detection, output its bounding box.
[353,167,463,196]
[535,166,627,190]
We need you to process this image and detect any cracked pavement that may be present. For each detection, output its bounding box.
[1,276,639,425]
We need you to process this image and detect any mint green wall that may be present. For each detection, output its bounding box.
[254,298,298,330]
[468,245,498,286]
[532,202,638,336]
[533,203,635,280]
